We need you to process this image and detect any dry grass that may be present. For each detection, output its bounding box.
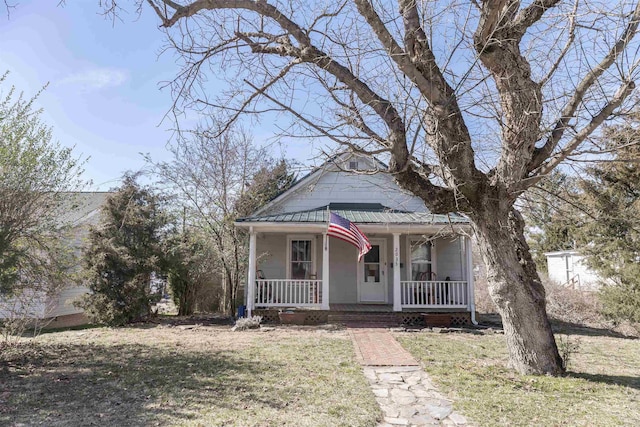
[396,328,640,426]
[1,324,380,427]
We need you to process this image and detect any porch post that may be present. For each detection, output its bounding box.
[322,232,330,310]
[247,227,257,318]
[465,236,478,325]
[393,233,401,312]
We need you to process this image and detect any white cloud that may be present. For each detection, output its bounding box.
[57,68,128,92]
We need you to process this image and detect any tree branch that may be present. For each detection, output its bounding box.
[528,1,640,174]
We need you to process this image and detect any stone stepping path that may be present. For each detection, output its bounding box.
[349,329,471,427]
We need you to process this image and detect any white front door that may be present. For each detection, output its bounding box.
[358,239,387,303]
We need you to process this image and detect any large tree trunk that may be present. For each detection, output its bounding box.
[472,207,564,375]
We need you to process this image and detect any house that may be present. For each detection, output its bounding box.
[545,250,601,291]
[0,192,111,328]
[235,153,477,326]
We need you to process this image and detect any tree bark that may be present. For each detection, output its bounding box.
[472,206,564,375]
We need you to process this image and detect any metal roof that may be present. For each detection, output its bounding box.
[237,203,469,225]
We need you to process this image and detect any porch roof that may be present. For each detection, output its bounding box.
[236,203,469,225]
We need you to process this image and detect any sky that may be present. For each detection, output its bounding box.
[0,2,310,190]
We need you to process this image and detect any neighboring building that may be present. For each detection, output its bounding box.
[0,192,111,328]
[235,153,477,325]
[545,250,601,291]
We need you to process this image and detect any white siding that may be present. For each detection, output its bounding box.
[435,237,465,281]
[264,162,428,214]
[256,233,324,280]
[47,286,89,317]
[256,234,288,279]
[0,290,47,319]
[329,238,359,303]
[547,255,568,284]
[252,232,466,304]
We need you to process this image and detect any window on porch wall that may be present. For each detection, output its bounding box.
[410,239,433,281]
[290,239,312,279]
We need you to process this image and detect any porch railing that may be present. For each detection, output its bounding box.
[401,281,468,308]
[255,279,322,307]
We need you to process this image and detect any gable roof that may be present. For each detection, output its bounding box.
[252,151,391,216]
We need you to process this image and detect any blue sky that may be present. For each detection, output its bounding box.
[0,2,311,190]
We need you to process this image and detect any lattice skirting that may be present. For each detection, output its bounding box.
[252,309,471,327]
[253,310,329,325]
[404,312,471,327]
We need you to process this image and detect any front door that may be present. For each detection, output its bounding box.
[358,239,387,303]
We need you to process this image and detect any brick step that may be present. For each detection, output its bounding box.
[327,313,404,326]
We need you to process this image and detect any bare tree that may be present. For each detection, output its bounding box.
[102,0,640,374]
[148,122,279,315]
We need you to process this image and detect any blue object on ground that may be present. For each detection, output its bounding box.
[237,305,246,318]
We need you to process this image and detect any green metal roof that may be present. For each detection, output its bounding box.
[237,203,469,225]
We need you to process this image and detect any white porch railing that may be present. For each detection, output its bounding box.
[401,281,468,308]
[255,279,322,307]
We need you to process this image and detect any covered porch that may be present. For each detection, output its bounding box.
[235,204,476,321]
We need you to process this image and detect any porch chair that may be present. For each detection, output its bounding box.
[413,271,437,305]
[308,273,319,304]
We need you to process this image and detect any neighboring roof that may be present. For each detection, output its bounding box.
[237,203,469,225]
[56,192,112,227]
[544,250,581,257]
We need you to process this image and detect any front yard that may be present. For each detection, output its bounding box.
[396,327,640,426]
[2,320,639,426]
[0,324,380,427]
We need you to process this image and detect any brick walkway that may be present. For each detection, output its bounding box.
[349,328,470,426]
[349,329,419,366]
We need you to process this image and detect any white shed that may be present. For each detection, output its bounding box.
[545,250,601,291]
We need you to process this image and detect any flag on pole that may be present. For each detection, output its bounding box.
[327,211,372,261]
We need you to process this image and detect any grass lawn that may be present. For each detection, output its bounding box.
[0,324,380,426]
[396,327,640,426]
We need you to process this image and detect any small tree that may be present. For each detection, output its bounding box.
[164,229,215,316]
[78,175,168,325]
[0,73,85,339]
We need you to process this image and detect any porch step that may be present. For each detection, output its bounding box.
[327,312,404,327]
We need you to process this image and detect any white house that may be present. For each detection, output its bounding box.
[545,250,601,291]
[235,153,477,325]
[0,192,110,328]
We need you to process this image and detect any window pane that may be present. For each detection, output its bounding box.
[411,240,431,262]
[364,263,380,282]
[291,240,312,279]
[291,240,311,262]
[292,261,311,279]
[364,245,379,263]
[412,263,432,281]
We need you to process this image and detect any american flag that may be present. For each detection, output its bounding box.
[327,211,372,261]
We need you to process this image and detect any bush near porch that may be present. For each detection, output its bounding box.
[0,324,380,426]
[396,326,640,426]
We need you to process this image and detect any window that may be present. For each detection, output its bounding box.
[348,160,359,170]
[410,238,433,281]
[363,245,381,282]
[290,238,313,279]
